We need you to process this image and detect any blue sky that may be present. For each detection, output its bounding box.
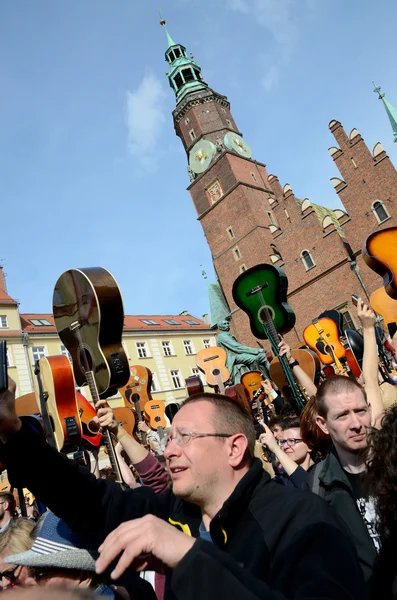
[1,0,397,319]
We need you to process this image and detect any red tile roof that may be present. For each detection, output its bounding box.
[20,314,210,334]
[0,289,17,304]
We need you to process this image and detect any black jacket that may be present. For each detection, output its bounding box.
[2,422,366,600]
[306,448,378,584]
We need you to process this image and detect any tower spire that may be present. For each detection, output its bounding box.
[159,15,208,105]
[373,81,397,143]
[158,12,177,49]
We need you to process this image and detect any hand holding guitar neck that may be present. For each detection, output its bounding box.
[95,399,119,435]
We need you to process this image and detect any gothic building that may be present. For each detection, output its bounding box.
[161,21,397,346]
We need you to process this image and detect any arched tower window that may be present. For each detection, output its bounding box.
[301,250,315,271]
[372,200,389,224]
[270,244,283,264]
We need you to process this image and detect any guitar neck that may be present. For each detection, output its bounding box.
[213,371,225,395]
[263,319,305,414]
[85,371,124,488]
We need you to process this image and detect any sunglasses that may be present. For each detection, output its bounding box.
[0,564,22,587]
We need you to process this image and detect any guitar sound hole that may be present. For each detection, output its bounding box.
[87,419,100,434]
[258,305,274,323]
[213,368,220,376]
[131,393,140,403]
[155,416,160,422]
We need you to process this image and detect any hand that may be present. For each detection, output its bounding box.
[259,423,279,453]
[94,400,118,435]
[0,377,21,443]
[357,297,376,329]
[137,421,150,433]
[260,379,273,393]
[96,514,195,579]
[278,336,292,363]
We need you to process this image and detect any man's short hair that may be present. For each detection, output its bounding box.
[0,491,16,514]
[182,393,256,461]
[280,416,301,431]
[316,375,367,418]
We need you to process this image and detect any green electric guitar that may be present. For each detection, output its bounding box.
[232,263,306,414]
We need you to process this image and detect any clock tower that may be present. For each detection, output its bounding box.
[161,20,277,344]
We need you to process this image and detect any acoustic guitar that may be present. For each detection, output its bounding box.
[185,375,204,396]
[113,406,136,436]
[241,371,272,404]
[370,286,397,328]
[144,399,167,449]
[363,227,397,300]
[303,318,346,367]
[53,267,130,397]
[36,355,82,453]
[344,329,363,378]
[269,348,321,398]
[196,347,230,394]
[224,383,252,415]
[232,264,305,414]
[120,365,153,411]
[15,392,39,416]
[76,391,102,450]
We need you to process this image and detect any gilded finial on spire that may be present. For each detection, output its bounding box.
[158,9,166,26]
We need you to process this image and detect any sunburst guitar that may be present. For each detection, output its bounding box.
[303,317,346,367]
[76,392,102,450]
[363,227,397,299]
[36,355,82,453]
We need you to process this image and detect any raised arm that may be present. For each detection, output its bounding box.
[357,298,383,427]
[278,337,317,398]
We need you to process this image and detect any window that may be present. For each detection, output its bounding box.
[301,250,315,271]
[6,347,13,367]
[182,68,195,83]
[183,319,200,325]
[240,264,247,273]
[207,180,223,204]
[164,319,179,325]
[32,346,45,364]
[60,345,72,363]
[251,172,257,182]
[270,244,282,264]
[221,107,226,113]
[173,72,183,90]
[0,316,7,328]
[183,340,194,355]
[185,117,190,125]
[174,48,181,59]
[351,158,358,168]
[189,129,196,141]
[141,319,159,326]
[191,367,206,385]
[136,342,147,359]
[267,211,278,228]
[30,319,52,326]
[226,119,232,127]
[233,247,241,261]
[203,339,211,348]
[341,308,355,331]
[372,201,389,224]
[170,369,182,389]
[162,341,173,356]
[227,227,234,239]
[151,372,160,392]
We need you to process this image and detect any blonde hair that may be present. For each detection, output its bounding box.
[0,517,35,557]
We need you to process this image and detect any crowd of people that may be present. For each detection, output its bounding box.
[0,298,396,599]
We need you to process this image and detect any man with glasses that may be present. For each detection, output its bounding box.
[0,383,365,599]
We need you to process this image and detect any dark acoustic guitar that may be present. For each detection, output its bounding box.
[185,375,204,396]
[224,383,252,415]
[53,267,130,487]
[363,227,397,300]
[344,329,363,378]
[53,267,130,397]
[232,264,305,414]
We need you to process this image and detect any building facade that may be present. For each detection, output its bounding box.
[162,22,397,346]
[0,268,214,404]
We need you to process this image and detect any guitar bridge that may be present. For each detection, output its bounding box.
[246,282,268,297]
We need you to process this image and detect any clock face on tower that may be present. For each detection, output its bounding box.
[224,132,252,158]
[189,140,216,174]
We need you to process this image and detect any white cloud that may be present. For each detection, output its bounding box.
[223,0,316,91]
[125,73,167,172]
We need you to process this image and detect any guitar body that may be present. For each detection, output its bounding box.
[344,329,364,378]
[196,347,230,388]
[303,318,346,365]
[38,355,82,453]
[185,375,204,396]
[15,392,39,416]
[144,399,167,430]
[241,371,267,401]
[364,227,397,299]
[76,392,102,449]
[232,263,296,339]
[370,286,397,327]
[113,406,135,436]
[53,267,130,397]
[120,366,153,411]
[224,383,252,415]
[165,402,180,423]
[269,349,321,398]
[319,309,344,338]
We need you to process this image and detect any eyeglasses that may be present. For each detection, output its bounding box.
[0,564,22,586]
[165,428,232,448]
[278,438,303,448]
